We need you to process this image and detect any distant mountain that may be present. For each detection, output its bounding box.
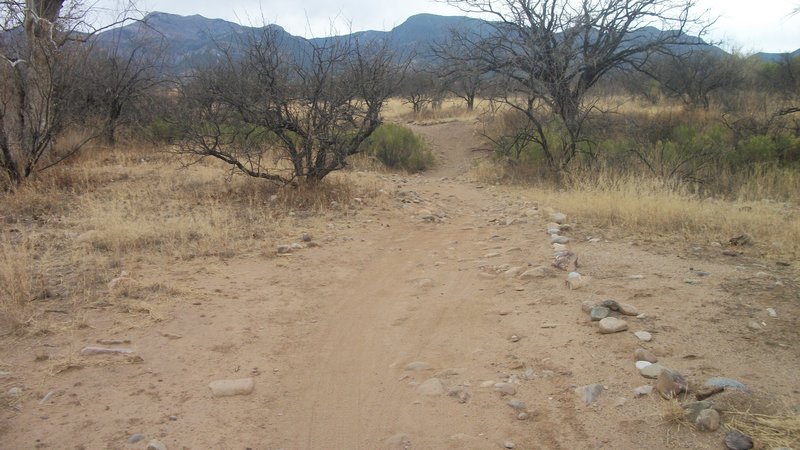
[94,12,779,73]
[755,48,800,63]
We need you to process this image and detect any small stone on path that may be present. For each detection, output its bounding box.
[598,317,628,334]
[619,303,640,316]
[656,369,688,399]
[767,307,777,317]
[639,363,665,379]
[146,440,167,450]
[404,361,432,371]
[417,378,445,396]
[704,377,747,391]
[635,361,652,370]
[695,409,720,432]
[590,306,609,321]
[127,434,145,444]
[494,382,517,396]
[633,385,653,397]
[724,430,754,450]
[550,212,567,224]
[577,384,604,405]
[634,331,652,342]
[507,398,526,410]
[208,378,255,397]
[600,299,620,311]
[504,440,516,449]
[517,412,529,420]
[634,348,658,363]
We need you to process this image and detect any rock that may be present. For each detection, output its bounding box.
[504,440,516,449]
[290,243,304,250]
[552,251,578,271]
[507,398,526,410]
[519,266,550,279]
[600,299,620,311]
[550,212,567,224]
[724,430,754,450]
[547,227,561,235]
[208,378,255,397]
[417,378,445,396]
[683,401,713,422]
[704,377,747,391]
[633,385,653,397]
[480,380,495,388]
[747,320,763,330]
[598,317,628,334]
[627,274,644,280]
[385,433,412,448]
[447,386,470,403]
[127,434,145,444]
[634,348,658,363]
[767,308,778,317]
[635,361,652,370]
[552,243,569,252]
[566,272,588,290]
[302,233,312,242]
[509,335,520,343]
[696,408,720,432]
[619,303,640,316]
[710,389,757,413]
[581,300,596,313]
[551,235,570,244]
[634,331,653,342]
[494,382,517,396]
[590,306,610,321]
[656,369,688,399]
[695,385,725,400]
[146,440,167,450]
[405,361,432,371]
[276,245,293,254]
[79,346,133,356]
[640,363,665,379]
[577,384,604,405]
[517,412,529,420]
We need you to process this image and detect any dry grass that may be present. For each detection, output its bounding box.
[0,142,388,337]
[383,97,490,124]
[473,161,800,261]
[725,410,800,448]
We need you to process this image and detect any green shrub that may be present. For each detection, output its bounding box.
[360,124,434,172]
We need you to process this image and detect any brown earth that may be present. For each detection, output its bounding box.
[1,119,799,449]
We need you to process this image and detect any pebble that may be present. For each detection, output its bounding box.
[552,243,569,252]
[618,303,640,316]
[747,320,763,330]
[627,275,644,280]
[635,361,652,370]
[517,412,529,420]
[767,308,778,317]
[634,331,653,342]
[598,317,628,334]
[79,346,133,356]
[404,361,432,371]
[634,348,658,363]
[577,384,604,405]
[480,380,495,388]
[504,440,516,449]
[550,212,567,224]
[639,363,665,379]
[447,386,471,403]
[276,245,293,254]
[509,335,520,343]
[683,401,713,422]
[493,382,517,396]
[695,408,720,431]
[600,299,620,311]
[704,377,747,391]
[550,235,570,244]
[127,434,145,443]
[724,430,754,450]
[581,300,596,313]
[566,272,588,290]
[147,440,167,450]
[208,378,255,397]
[656,369,688,399]
[553,251,578,271]
[633,385,653,397]
[417,378,445,396]
[507,398,526,410]
[589,306,610,321]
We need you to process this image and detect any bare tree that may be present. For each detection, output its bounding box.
[0,1,137,188]
[83,26,168,145]
[432,33,489,111]
[399,66,439,113]
[175,28,403,184]
[441,0,711,171]
[645,51,743,110]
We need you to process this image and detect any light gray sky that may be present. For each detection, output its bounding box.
[100,0,799,53]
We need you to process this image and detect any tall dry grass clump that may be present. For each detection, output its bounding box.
[0,142,387,336]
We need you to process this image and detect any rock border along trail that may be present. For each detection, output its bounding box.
[1,119,798,449]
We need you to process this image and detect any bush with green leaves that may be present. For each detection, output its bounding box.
[360,124,434,172]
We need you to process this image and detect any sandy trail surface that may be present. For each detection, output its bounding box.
[1,120,798,449]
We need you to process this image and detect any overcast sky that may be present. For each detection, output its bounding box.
[101,0,799,53]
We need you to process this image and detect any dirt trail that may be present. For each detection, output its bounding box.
[2,119,799,449]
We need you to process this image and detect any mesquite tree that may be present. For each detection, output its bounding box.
[442,0,711,171]
[0,1,135,187]
[176,28,403,184]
